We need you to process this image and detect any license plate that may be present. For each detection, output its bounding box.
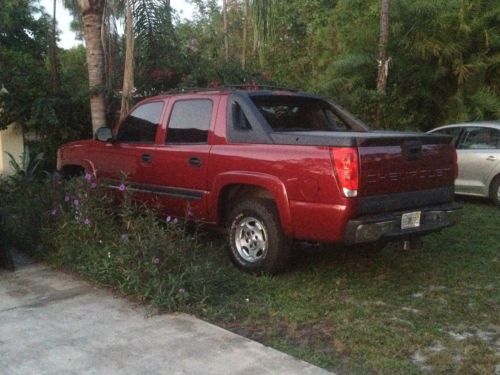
[401,211,421,229]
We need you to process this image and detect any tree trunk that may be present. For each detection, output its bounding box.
[78,0,106,134]
[49,0,59,93]
[165,0,172,27]
[252,26,258,56]
[241,0,248,69]
[101,6,110,91]
[223,0,229,61]
[376,0,390,94]
[120,0,135,119]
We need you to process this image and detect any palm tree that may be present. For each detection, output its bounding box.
[376,0,390,93]
[77,0,106,134]
[120,0,134,118]
[241,0,248,69]
[120,0,170,115]
[223,0,229,61]
[49,0,60,93]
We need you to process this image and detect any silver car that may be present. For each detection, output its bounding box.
[428,122,500,205]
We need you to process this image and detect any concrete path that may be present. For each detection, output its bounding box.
[0,264,332,375]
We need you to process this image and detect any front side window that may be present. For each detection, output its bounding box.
[116,102,164,143]
[250,96,352,132]
[166,99,213,144]
[458,127,500,150]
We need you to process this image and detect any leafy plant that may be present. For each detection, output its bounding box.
[5,148,44,183]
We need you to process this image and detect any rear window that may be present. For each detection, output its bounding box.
[250,95,352,132]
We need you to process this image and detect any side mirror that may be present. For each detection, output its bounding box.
[95,127,114,142]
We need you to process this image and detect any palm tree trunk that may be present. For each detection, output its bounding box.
[241,0,248,69]
[49,0,59,93]
[79,0,106,134]
[252,26,258,56]
[223,0,229,61]
[120,0,134,119]
[376,0,390,94]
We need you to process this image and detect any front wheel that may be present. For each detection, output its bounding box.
[227,199,290,274]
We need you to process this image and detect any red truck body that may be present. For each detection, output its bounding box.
[58,89,460,273]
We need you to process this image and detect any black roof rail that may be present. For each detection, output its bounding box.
[156,84,301,96]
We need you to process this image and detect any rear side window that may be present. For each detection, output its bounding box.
[116,102,164,143]
[458,127,500,150]
[166,100,213,144]
[250,95,351,132]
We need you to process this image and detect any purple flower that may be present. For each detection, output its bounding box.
[83,218,91,225]
[165,216,172,223]
[153,257,160,265]
[51,208,58,216]
[178,288,186,294]
[118,183,126,192]
[73,199,80,207]
[64,195,70,202]
[91,182,97,189]
[84,173,93,181]
[172,218,178,224]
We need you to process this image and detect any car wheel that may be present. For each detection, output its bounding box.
[227,199,290,274]
[490,176,500,207]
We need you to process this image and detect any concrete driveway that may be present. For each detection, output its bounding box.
[0,263,332,375]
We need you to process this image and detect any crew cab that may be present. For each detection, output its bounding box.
[57,88,461,273]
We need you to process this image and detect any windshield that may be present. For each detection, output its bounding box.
[250,95,366,132]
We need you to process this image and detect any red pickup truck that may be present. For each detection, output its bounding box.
[57,88,460,273]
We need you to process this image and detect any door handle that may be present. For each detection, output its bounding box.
[188,156,202,167]
[141,153,153,163]
[486,156,497,162]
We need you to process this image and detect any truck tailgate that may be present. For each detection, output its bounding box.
[356,132,456,214]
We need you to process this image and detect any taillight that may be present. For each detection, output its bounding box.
[331,147,359,197]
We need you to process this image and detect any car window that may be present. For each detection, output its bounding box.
[166,99,213,144]
[431,127,462,145]
[458,127,500,150]
[116,102,164,143]
[250,96,351,132]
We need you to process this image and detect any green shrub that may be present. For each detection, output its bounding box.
[42,174,224,311]
[0,176,57,257]
[0,171,229,311]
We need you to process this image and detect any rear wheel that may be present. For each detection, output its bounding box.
[490,176,500,206]
[227,199,290,274]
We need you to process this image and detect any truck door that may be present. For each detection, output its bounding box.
[151,96,218,218]
[91,101,165,191]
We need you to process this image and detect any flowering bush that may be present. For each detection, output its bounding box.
[2,173,227,311]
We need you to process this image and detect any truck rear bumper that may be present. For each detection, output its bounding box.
[343,202,462,244]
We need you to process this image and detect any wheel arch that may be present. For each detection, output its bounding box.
[59,159,96,178]
[210,172,293,236]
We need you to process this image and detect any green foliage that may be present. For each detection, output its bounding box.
[0,177,56,257]
[0,1,91,170]
[5,147,44,183]
[176,0,500,129]
[7,175,223,310]
[0,0,52,130]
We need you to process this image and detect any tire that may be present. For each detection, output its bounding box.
[227,199,290,274]
[490,176,500,207]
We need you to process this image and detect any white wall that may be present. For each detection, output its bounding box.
[0,123,24,176]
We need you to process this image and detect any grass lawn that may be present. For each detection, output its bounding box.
[192,200,500,374]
